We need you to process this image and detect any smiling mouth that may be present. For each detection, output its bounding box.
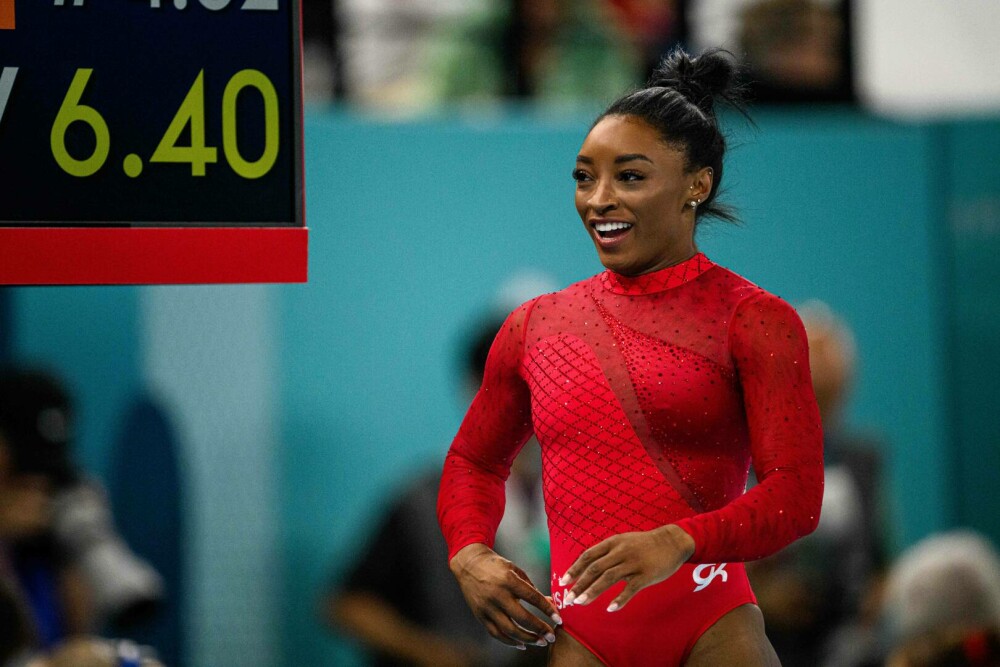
[593,221,634,239]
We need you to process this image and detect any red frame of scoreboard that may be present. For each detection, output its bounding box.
[0,227,308,284]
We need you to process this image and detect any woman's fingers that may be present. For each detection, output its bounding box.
[481,617,526,649]
[559,540,611,588]
[606,578,643,612]
[476,569,556,647]
[502,575,558,642]
[495,608,553,647]
[509,566,562,625]
[451,546,560,648]
[558,529,688,607]
[572,565,629,606]
[563,548,622,604]
[482,597,553,647]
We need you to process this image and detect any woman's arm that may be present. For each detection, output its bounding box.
[436,300,561,649]
[437,302,536,559]
[673,290,824,562]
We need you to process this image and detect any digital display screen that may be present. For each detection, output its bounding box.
[0,0,303,226]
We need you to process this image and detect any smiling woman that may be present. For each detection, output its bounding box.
[437,48,823,667]
[573,117,711,276]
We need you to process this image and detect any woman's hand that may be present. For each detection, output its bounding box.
[449,543,562,650]
[558,524,696,612]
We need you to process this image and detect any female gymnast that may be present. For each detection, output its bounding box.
[437,48,824,666]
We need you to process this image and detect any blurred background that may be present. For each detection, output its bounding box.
[2,0,1000,665]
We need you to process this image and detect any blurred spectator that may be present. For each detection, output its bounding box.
[6,636,164,667]
[417,0,641,109]
[737,0,855,103]
[746,300,886,667]
[0,575,36,665]
[603,0,686,81]
[887,626,1000,667]
[300,0,343,104]
[336,0,481,109]
[0,367,163,651]
[324,276,555,667]
[883,531,1000,651]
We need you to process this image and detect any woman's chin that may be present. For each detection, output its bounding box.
[597,253,640,276]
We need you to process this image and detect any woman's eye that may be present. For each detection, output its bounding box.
[620,171,644,182]
[572,169,591,183]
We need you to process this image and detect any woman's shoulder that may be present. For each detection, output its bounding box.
[527,273,596,305]
[702,261,764,300]
[704,262,798,317]
[506,274,599,332]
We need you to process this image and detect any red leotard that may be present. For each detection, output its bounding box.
[438,253,823,666]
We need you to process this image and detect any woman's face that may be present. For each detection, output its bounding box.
[574,115,712,276]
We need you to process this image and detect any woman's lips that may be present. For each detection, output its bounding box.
[591,220,634,249]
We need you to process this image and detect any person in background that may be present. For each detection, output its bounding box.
[882,531,1000,667]
[603,0,686,81]
[0,575,37,665]
[299,0,342,104]
[325,308,551,667]
[0,368,94,646]
[0,367,162,654]
[419,0,641,107]
[4,635,164,667]
[745,300,887,667]
[737,0,855,103]
[887,627,1000,667]
[332,0,477,109]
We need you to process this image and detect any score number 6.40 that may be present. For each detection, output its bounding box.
[50,68,279,179]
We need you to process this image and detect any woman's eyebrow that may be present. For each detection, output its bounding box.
[615,153,653,164]
[574,154,654,164]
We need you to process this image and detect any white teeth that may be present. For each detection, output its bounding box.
[594,222,633,232]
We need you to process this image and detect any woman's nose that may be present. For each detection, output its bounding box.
[589,180,619,213]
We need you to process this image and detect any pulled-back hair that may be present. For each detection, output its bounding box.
[597,48,749,223]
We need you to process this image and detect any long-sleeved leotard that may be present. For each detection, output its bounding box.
[438,253,823,665]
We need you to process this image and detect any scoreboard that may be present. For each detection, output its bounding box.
[0,0,306,284]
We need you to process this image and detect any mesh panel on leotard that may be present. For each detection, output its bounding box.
[592,296,747,514]
[526,332,695,552]
[439,253,823,567]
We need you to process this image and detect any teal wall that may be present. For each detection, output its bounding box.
[5,109,995,666]
[944,120,1000,542]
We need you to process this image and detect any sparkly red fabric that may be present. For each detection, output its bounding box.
[438,253,823,569]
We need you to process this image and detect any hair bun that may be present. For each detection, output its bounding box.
[648,48,740,114]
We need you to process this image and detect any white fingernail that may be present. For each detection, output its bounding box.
[515,644,526,651]
[552,614,563,625]
[558,574,570,586]
[607,602,619,612]
[564,592,575,606]
[575,593,588,605]
[546,633,556,643]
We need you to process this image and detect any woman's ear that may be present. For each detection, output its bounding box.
[690,166,714,202]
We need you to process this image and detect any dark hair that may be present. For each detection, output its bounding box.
[596,47,750,223]
[464,315,507,383]
[0,366,76,485]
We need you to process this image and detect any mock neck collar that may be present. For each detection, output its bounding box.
[600,253,715,296]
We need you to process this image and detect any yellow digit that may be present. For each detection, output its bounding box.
[222,70,279,179]
[50,69,110,177]
[151,70,218,176]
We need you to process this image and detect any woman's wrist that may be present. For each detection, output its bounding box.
[448,542,492,577]
[656,524,696,561]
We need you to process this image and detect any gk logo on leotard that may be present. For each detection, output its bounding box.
[692,563,728,592]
